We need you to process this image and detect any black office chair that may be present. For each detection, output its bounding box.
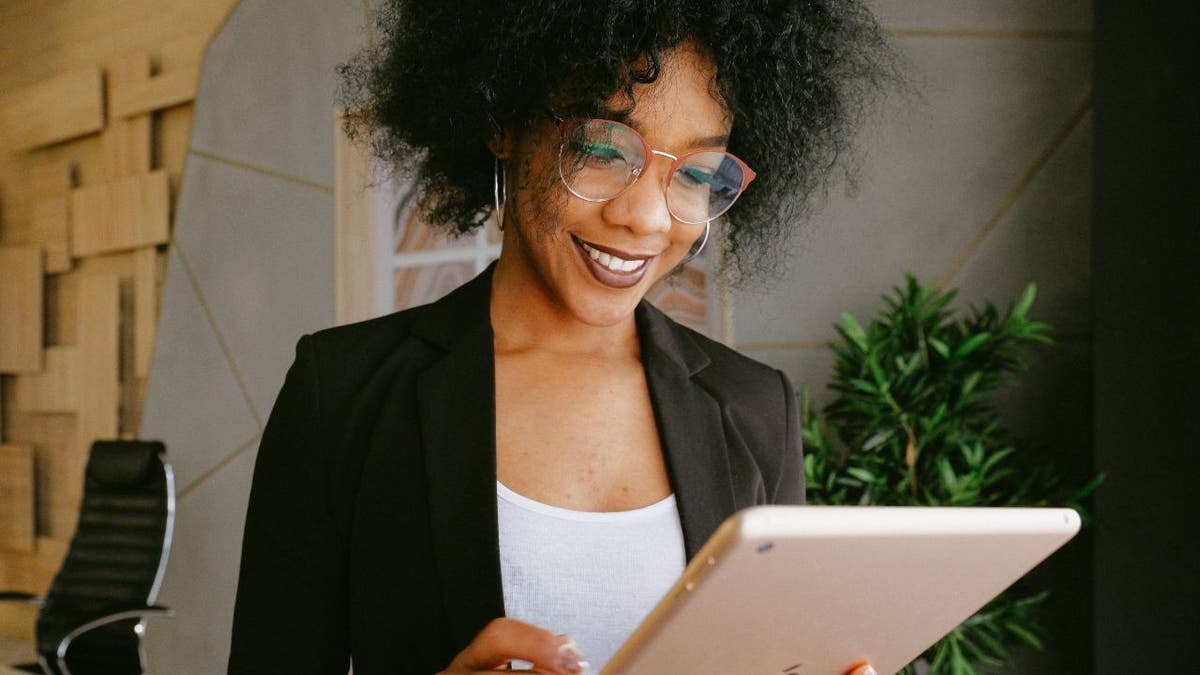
[0,440,175,675]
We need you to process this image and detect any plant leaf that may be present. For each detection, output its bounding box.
[955,332,991,359]
[840,312,869,352]
[862,429,894,451]
[928,336,951,359]
[1012,283,1037,320]
[846,467,875,483]
[1005,621,1044,649]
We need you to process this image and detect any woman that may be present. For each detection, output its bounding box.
[229,1,888,673]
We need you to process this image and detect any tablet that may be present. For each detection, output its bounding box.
[601,506,1080,675]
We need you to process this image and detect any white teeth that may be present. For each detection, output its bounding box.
[580,241,647,274]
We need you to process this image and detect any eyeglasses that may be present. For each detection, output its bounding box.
[556,118,756,225]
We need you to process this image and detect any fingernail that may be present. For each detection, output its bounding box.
[556,639,586,672]
[864,667,878,675]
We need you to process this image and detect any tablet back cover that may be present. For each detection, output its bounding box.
[602,506,1080,675]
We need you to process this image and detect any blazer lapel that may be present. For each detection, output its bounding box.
[414,269,506,650]
[636,302,736,561]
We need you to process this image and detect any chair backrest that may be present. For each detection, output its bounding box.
[35,440,175,675]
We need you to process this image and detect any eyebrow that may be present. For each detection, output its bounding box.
[597,107,731,150]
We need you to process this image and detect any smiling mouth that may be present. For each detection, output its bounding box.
[572,235,656,289]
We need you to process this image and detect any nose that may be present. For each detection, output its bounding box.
[600,157,673,236]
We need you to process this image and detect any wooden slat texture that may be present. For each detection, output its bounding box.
[0,600,37,641]
[0,247,44,373]
[26,161,75,201]
[69,170,170,256]
[335,110,378,326]
[74,275,120,501]
[0,3,235,95]
[134,247,159,378]
[33,537,70,591]
[17,414,80,541]
[0,445,35,553]
[109,65,200,119]
[0,67,104,152]
[161,103,193,197]
[13,347,79,413]
[0,0,242,640]
[101,54,152,178]
[0,536,70,598]
[28,162,74,273]
[0,536,68,639]
[33,196,72,273]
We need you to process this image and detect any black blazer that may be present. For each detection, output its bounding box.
[227,265,804,674]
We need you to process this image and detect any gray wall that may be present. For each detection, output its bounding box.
[139,2,368,672]
[141,1,1094,672]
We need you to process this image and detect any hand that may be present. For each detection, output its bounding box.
[844,662,878,675]
[437,617,589,674]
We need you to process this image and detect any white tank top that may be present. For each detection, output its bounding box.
[496,481,686,671]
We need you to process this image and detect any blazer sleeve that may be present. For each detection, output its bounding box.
[769,369,806,505]
[228,335,350,674]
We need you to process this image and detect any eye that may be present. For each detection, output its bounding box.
[675,164,717,189]
[568,139,628,168]
[586,141,624,161]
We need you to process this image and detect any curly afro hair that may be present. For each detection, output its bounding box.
[339,0,891,281]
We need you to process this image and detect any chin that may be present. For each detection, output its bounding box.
[561,282,648,327]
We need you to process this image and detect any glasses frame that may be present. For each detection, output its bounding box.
[554,117,757,225]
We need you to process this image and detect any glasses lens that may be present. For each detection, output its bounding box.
[560,120,646,201]
[667,152,746,224]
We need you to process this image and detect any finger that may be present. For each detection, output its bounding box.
[450,618,588,674]
[844,662,878,675]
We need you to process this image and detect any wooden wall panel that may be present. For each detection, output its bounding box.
[0,0,241,642]
[76,275,120,442]
[26,160,77,278]
[13,347,79,414]
[33,197,73,274]
[0,247,44,373]
[134,247,159,379]
[0,67,105,152]
[0,3,233,95]
[101,54,153,179]
[0,536,71,640]
[161,104,194,197]
[110,66,200,119]
[69,171,170,256]
[0,445,35,553]
[14,413,80,541]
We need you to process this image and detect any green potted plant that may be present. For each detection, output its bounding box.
[801,276,1101,674]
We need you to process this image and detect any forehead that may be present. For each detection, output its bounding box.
[604,43,731,145]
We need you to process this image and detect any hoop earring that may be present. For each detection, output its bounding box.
[493,158,506,231]
[680,220,711,266]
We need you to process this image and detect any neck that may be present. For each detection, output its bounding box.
[490,247,639,359]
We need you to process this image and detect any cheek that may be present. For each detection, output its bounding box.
[512,160,573,236]
[671,222,707,254]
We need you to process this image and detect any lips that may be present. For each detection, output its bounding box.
[572,235,656,289]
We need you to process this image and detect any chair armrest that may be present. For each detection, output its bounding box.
[56,604,173,670]
[0,591,43,605]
